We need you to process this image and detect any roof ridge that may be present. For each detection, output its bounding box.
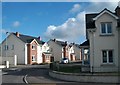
[14,33,38,39]
[12,32,45,44]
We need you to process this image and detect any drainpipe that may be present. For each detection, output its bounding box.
[90,30,95,73]
[81,48,84,65]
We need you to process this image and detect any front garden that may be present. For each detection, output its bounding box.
[49,61,89,73]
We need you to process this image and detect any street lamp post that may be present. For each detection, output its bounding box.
[5,32,10,68]
[5,32,10,57]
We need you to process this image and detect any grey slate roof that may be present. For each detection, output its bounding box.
[69,43,80,48]
[86,13,97,29]
[13,33,45,45]
[80,40,89,47]
[50,39,67,47]
[86,8,120,29]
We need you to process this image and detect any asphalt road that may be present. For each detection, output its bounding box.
[2,65,69,84]
[1,65,120,85]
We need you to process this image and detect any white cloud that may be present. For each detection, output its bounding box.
[1,29,7,34]
[13,21,20,27]
[44,2,118,43]
[45,11,85,42]
[70,4,81,13]
[84,2,118,13]
[0,29,11,34]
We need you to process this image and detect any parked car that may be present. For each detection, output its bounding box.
[60,57,69,64]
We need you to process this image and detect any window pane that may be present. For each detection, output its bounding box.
[32,56,36,61]
[4,45,8,50]
[101,23,106,33]
[107,23,112,33]
[12,45,14,50]
[108,50,113,63]
[102,51,107,63]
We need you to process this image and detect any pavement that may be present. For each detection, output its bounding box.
[2,64,49,74]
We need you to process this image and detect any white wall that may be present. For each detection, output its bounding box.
[73,45,80,60]
[49,71,120,83]
[42,43,50,52]
[1,34,26,64]
[89,13,119,72]
[24,44,27,64]
[37,45,42,63]
[68,46,74,60]
[36,43,51,63]
[48,41,62,61]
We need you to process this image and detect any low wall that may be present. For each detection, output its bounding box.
[49,71,120,83]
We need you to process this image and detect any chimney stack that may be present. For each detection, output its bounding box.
[16,32,20,37]
[115,2,120,17]
[53,39,56,42]
[38,36,41,41]
[65,41,67,45]
[72,42,75,45]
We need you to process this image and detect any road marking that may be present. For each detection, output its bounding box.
[23,74,28,84]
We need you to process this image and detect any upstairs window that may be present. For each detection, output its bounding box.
[101,22,112,35]
[11,45,14,50]
[32,44,36,50]
[4,45,8,50]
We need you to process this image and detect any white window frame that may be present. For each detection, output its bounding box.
[46,56,49,59]
[32,44,36,50]
[100,22,112,35]
[4,45,8,50]
[32,55,36,61]
[102,50,113,64]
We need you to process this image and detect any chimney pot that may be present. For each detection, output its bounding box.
[16,32,20,37]
[65,41,67,45]
[38,36,41,40]
[115,3,120,17]
[53,39,56,42]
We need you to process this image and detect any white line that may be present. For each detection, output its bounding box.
[23,74,29,84]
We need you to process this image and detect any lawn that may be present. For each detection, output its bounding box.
[50,62,82,73]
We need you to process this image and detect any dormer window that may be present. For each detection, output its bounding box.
[100,22,112,35]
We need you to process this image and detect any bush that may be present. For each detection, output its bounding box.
[50,62,59,71]
[50,62,82,73]
[58,65,81,73]
[32,62,38,65]
[39,63,48,65]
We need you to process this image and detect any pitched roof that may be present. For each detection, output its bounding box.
[13,33,45,45]
[43,52,52,55]
[80,40,89,47]
[50,39,67,47]
[93,8,118,20]
[86,8,120,29]
[86,13,98,29]
[69,43,80,48]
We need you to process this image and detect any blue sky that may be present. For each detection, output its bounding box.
[1,1,118,44]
